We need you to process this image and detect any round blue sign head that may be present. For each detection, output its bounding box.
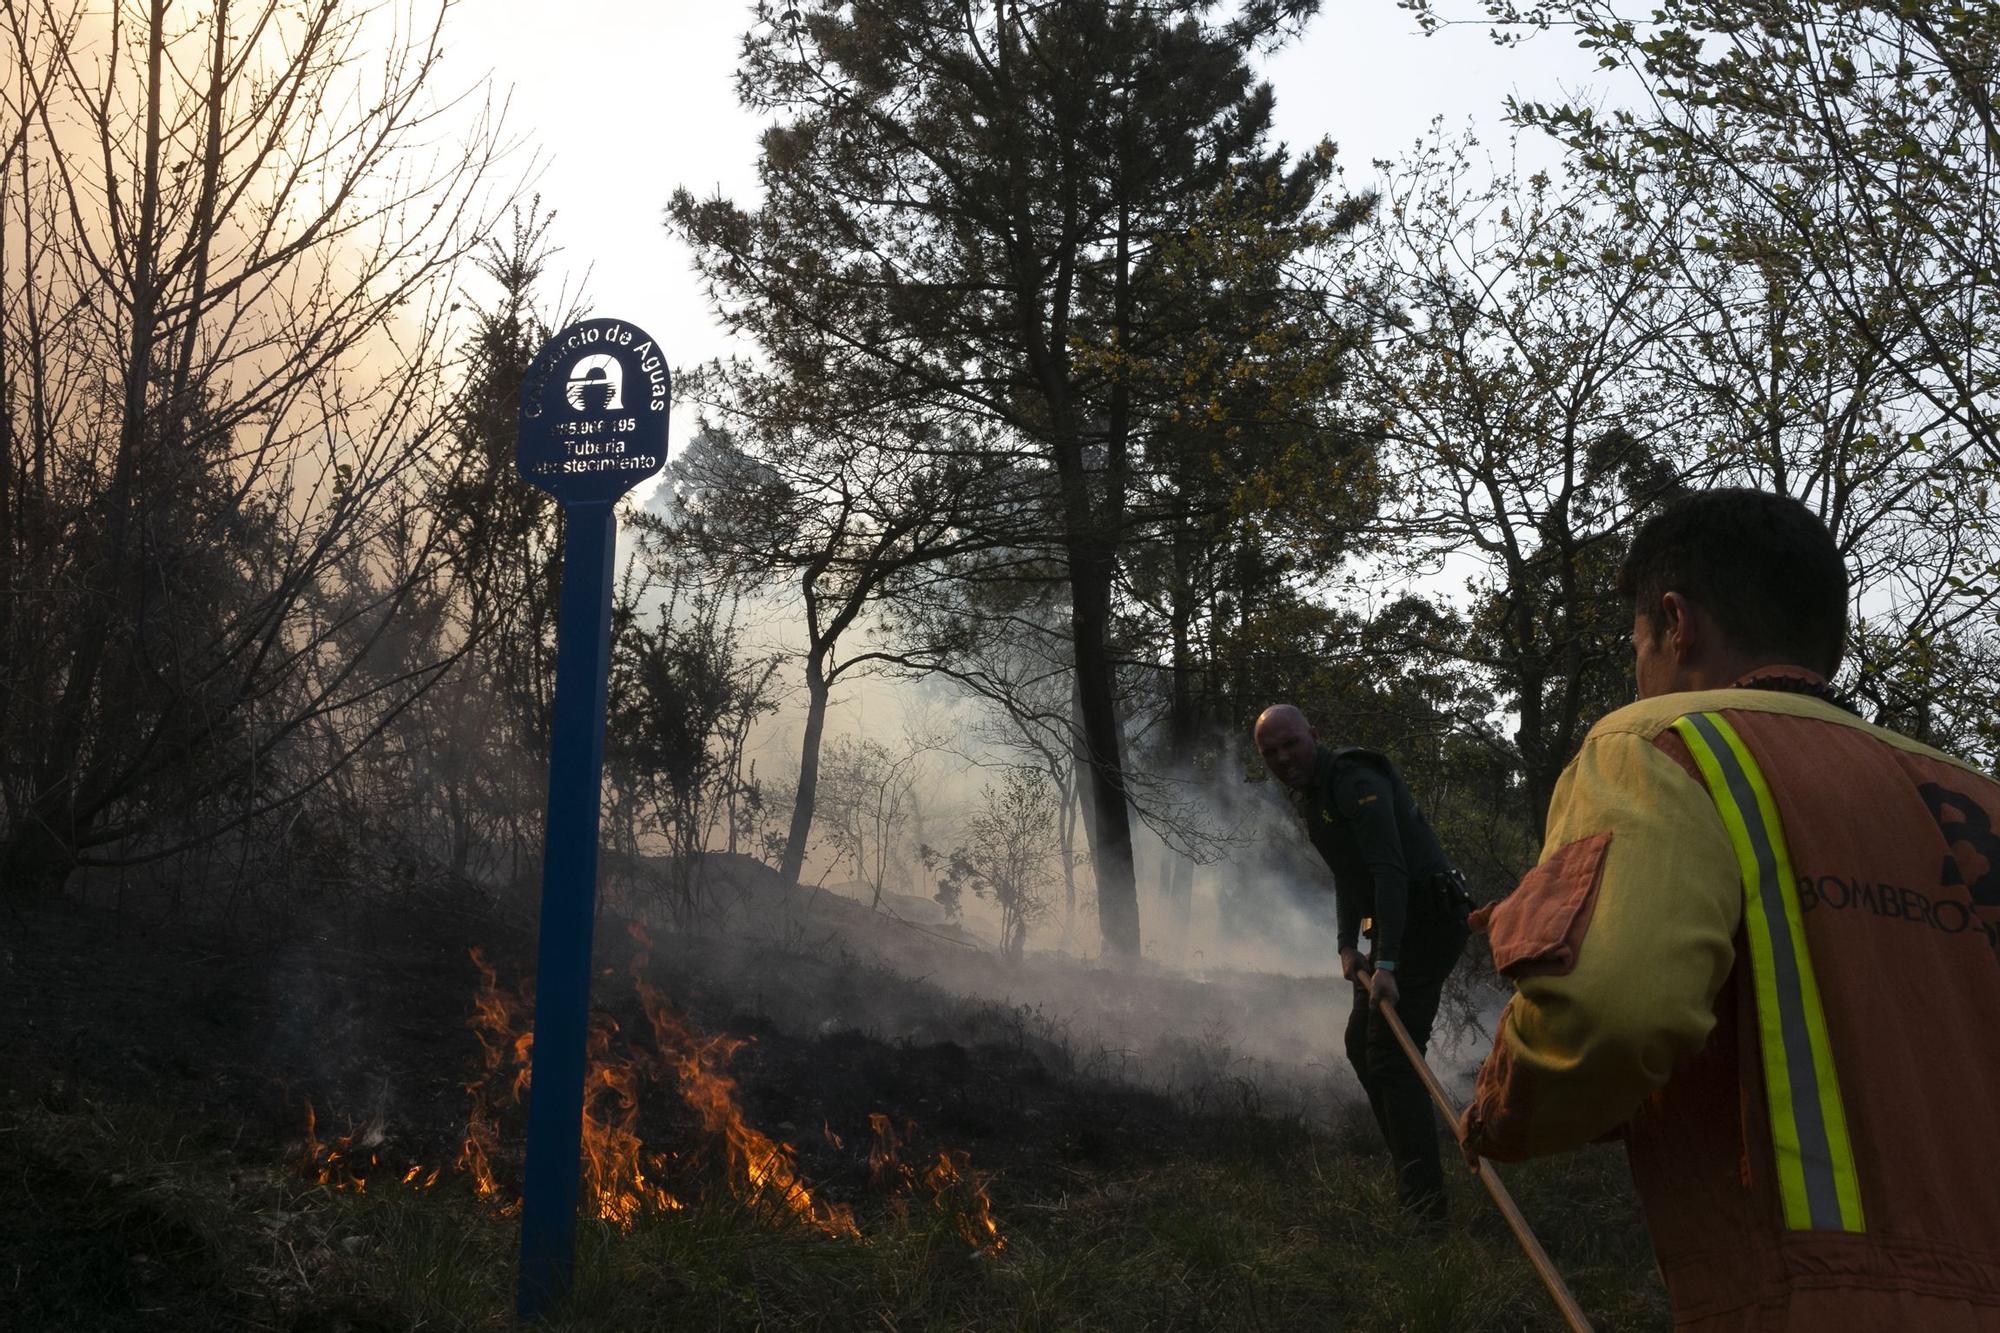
[517,318,671,504]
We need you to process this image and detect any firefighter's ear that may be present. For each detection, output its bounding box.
[1659,591,1697,662]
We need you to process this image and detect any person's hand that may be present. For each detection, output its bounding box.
[1339,948,1366,985]
[1456,1108,1482,1173]
[1368,965,1400,1010]
[1467,903,1495,934]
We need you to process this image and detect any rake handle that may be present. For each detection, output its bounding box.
[1371,988,1596,1333]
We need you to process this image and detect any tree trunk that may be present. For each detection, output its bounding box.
[1070,678,1099,858]
[1057,774,1078,939]
[1163,853,1194,953]
[449,788,472,879]
[778,659,831,887]
[15,2,170,896]
[1514,648,1558,843]
[1070,549,1139,958]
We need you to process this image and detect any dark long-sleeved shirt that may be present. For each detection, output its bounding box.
[1290,744,1456,966]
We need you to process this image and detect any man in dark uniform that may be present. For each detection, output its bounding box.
[1254,703,1470,1228]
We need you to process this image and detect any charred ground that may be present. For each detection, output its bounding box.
[0,879,1670,1331]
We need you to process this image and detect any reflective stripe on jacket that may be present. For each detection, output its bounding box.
[1461,678,2000,1330]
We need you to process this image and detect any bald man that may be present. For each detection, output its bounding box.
[1255,704,1471,1229]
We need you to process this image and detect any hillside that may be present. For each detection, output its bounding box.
[0,883,1669,1331]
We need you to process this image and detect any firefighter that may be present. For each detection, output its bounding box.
[1253,704,1470,1229]
[1460,488,2000,1330]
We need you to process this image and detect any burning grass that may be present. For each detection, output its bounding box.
[867,1113,1005,1256]
[292,927,1004,1257]
[3,896,1670,1329]
[296,1098,441,1195]
[4,1079,1667,1332]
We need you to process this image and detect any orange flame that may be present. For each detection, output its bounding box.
[867,1113,1007,1255]
[295,927,1001,1256]
[578,1008,684,1225]
[628,921,857,1239]
[297,1099,436,1196]
[459,948,531,1212]
[926,1147,1006,1255]
[868,1113,920,1200]
[458,947,685,1227]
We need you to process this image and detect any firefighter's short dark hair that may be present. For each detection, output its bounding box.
[1616,488,1849,677]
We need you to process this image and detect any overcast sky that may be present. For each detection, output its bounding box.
[451,2,1605,453]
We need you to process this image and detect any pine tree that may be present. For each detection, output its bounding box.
[672,0,1359,956]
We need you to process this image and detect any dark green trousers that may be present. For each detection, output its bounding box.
[1344,925,1467,1224]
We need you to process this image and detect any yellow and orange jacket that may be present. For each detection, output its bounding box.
[1461,672,2000,1331]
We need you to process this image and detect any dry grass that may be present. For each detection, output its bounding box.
[2,1084,1669,1331]
[0,894,1668,1329]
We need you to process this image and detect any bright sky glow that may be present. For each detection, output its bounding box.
[453,1,1606,453]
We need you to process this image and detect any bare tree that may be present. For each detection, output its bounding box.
[398,201,577,886]
[924,767,1061,959]
[1327,136,1706,831]
[605,566,781,929]
[0,0,514,897]
[940,595,1088,938]
[1407,0,2000,761]
[656,407,993,890]
[814,735,920,910]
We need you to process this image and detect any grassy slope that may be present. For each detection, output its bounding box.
[0,891,1671,1331]
[2,1087,1667,1331]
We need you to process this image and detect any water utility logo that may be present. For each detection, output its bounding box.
[565,354,625,412]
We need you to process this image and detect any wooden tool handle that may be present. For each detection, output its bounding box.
[1376,994,1596,1333]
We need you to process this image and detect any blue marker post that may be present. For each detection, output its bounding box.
[512,318,670,1321]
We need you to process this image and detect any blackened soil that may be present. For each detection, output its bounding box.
[0,895,510,1169]
[0,889,1217,1308]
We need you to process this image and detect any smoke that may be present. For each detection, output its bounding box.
[726,668,1336,963]
[592,634,1509,1125]
[421,487,1514,1126]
